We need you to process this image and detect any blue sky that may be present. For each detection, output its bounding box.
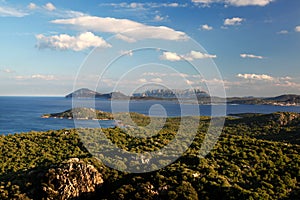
[0,0,299,97]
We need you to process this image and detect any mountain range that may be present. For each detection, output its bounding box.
[66,88,300,105]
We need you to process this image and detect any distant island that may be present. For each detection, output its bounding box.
[66,88,300,106]
[65,88,128,99]
[42,107,113,120]
[42,107,150,128]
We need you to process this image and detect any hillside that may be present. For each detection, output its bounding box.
[1,112,300,199]
[226,112,300,144]
[227,94,300,106]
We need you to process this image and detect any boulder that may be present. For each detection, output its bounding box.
[43,158,103,200]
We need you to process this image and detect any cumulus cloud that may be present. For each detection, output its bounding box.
[224,17,244,26]
[160,52,182,61]
[240,53,264,59]
[36,32,111,51]
[237,73,274,81]
[44,3,56,11]
[51,16,188,41]
[192,0,274,7]
[0,6,28,17]
[295,26,300,32]
[201,24,213,31]
[160,50,216,61]
[28,3,37,10]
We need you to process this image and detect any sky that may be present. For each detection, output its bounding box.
[0,0,299,97]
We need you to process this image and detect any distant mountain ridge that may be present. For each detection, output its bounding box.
[133,89,209,99]
[66,88,300,105]
[65,88,128,99]
[227,94,300,106]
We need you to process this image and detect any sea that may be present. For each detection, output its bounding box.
[1,96,300,135]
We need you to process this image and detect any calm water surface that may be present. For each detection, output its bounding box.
[1,97,300,135]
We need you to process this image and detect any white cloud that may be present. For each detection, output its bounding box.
[142,72,168,77]
[128,3,144,9]
[226,0,274,7]
[138,78,147,83]
[170,73,189,78]
[26,2,85,18]
[36,32,111,51]
[115,34,137,43]
[31,74,55,80]
[237,73,274,81]
[277,30,288,34]
[295,26,300,32]
[0,69,15,73]
[160,52,182,61]
[160,51,216,61]
[153,15,164,22]
[101,2,187,9]
[240,53,264,59]
[28,3,37,10]
[185,51,217,60]
[51,16,188,41]
[280,76,292,81]
[275,80,300,88]
[0,6,28,17]
[61,10,86,18]
[224,17,244,26]
[192,0,274,7]
[150,78,163,83]
[201,24,213,31]
[120,50,133,56]
[192,0,216,5]
[44,3,56,11]
[15,74,56,81]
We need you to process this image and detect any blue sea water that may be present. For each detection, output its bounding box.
[1,97,300,135]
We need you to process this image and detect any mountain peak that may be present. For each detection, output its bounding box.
[65,88,102,98]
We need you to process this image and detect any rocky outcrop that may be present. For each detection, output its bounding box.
[272,112,300,126]
[42,158,103,200]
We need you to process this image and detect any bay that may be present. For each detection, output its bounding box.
[1,97,300,135]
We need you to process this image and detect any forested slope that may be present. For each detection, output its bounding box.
[0,112,299,199]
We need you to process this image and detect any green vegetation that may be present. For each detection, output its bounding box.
[42,107,114,120]
[1,112,300,199]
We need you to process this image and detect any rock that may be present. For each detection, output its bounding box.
[42,158,103,200]
[273,112,300,126]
